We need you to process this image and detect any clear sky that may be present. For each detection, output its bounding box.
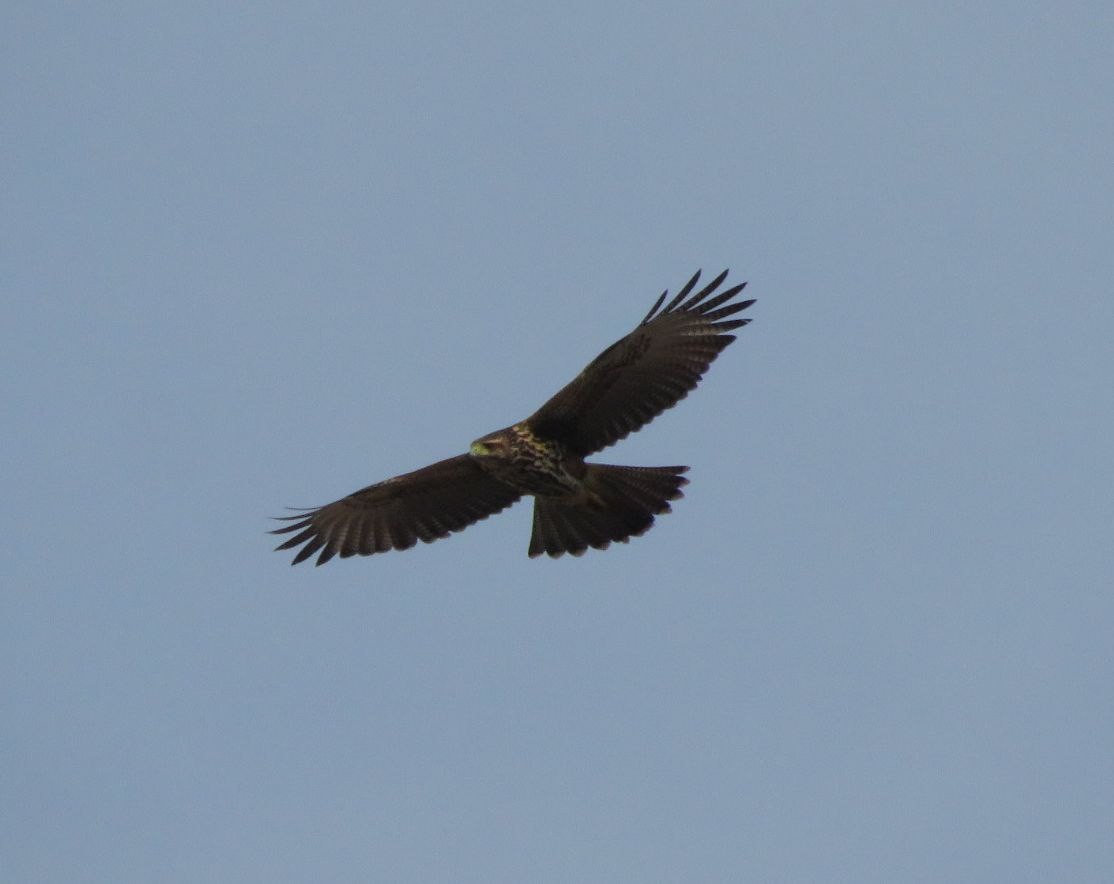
[4,3,1112,882]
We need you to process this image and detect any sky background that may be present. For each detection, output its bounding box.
[4,3,1113,882]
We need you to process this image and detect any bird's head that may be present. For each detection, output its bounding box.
[470,430,511,459]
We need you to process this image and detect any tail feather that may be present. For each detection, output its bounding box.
[528,465,689,558]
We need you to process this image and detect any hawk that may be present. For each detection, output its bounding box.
[273,269,755,564]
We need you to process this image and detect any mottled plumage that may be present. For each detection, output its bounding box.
[273,269,755,564]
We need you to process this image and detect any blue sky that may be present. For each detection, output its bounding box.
[4,3,1113,881]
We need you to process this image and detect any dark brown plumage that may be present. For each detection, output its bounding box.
[272,269,755,564]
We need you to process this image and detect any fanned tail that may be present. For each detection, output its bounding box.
[528,465,689,558]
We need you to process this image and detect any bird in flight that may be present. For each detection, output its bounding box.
[273,269,755,564]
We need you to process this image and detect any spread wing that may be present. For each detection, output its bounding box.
[526,269,754,456]
[271,454,522,566]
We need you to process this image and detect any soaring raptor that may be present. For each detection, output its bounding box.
[273,269,755,564]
